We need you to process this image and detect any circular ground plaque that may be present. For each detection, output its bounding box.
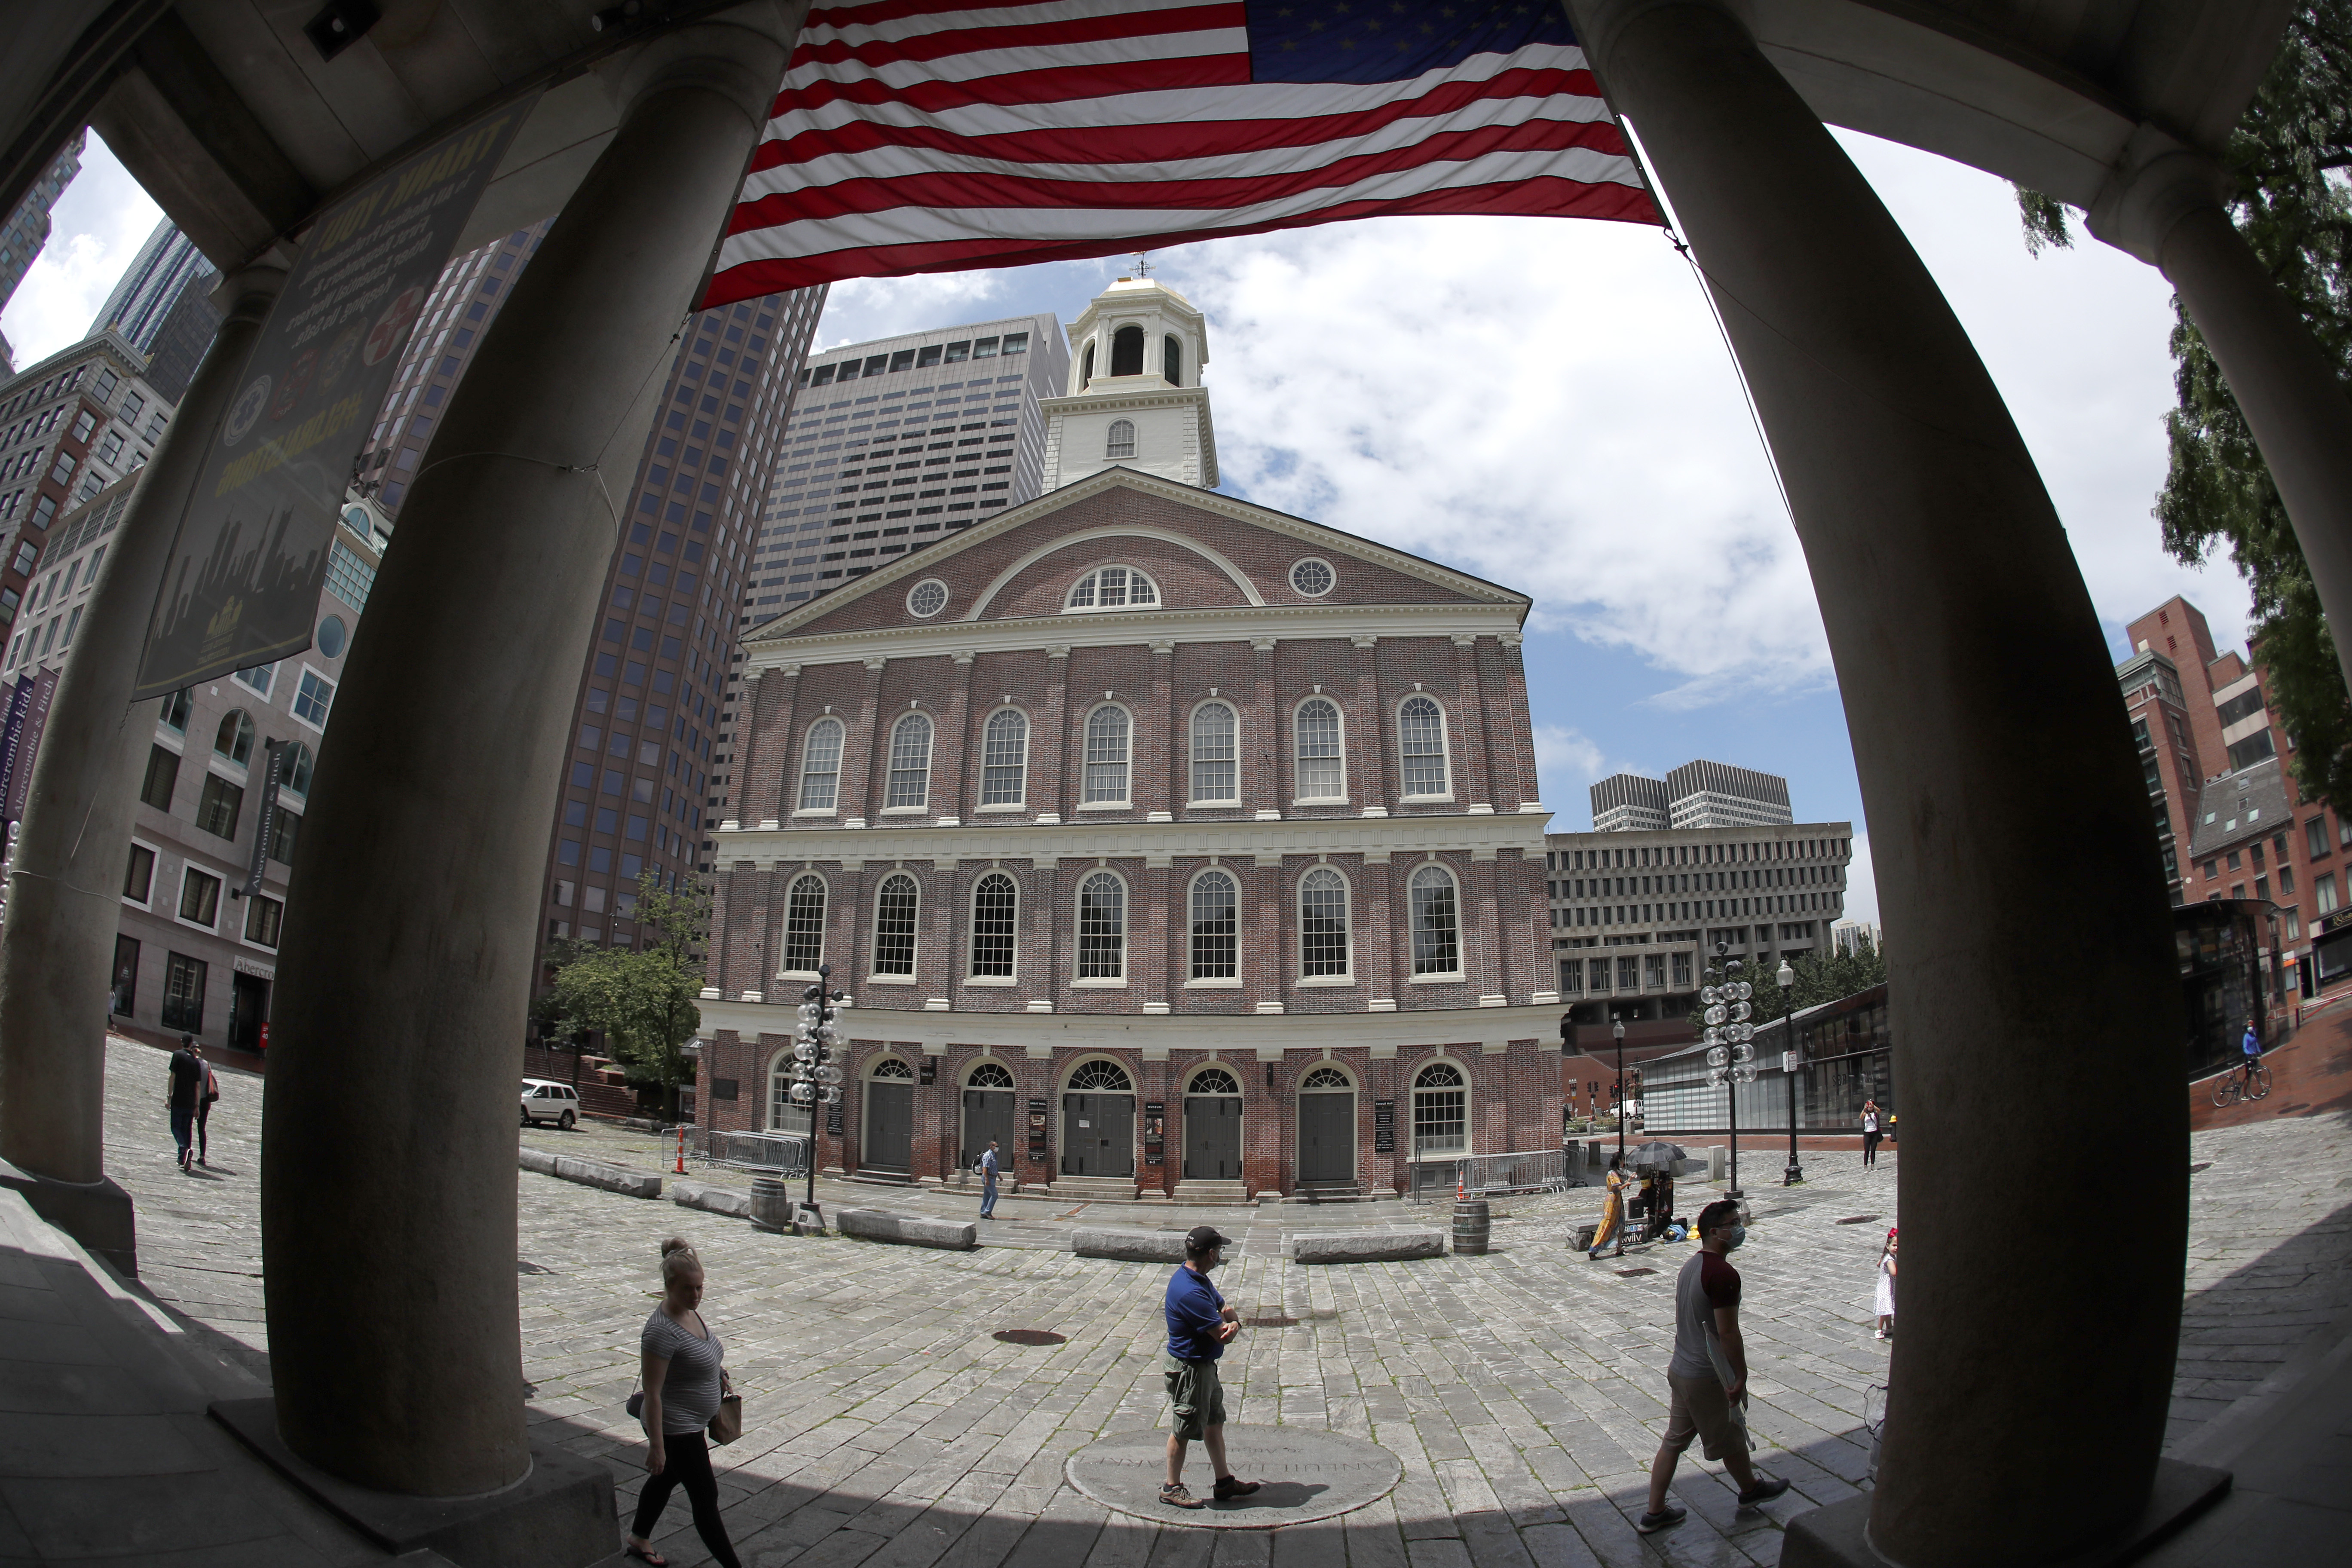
[1066,1426,1402,1528]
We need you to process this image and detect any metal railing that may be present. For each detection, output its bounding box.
[694,1129,812,1176]
[1410,1147,1583,1198]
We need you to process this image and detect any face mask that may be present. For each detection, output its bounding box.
[1722,1225,1747,1252]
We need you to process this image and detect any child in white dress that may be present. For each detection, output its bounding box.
[1874,1228,1898,1340]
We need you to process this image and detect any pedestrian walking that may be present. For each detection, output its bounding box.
[166,1035,203,1173]
[1860,1099,1883,1167]
[625,1238,741,1568]
[1637,1199,1790,1535]
[194,1045,220,1167]
[1159,1225,1260,1510]
[1587,1154,1628,1259]
[978,1138,1001,1219]
[1874,1228,1898,1340]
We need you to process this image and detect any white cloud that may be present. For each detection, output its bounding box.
[0,132,160,369]
[1531,723,1608,809]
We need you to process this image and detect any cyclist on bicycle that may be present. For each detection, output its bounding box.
[2240,1020,2263,1085]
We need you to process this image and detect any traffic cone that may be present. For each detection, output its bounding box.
[674,1127,688,1175]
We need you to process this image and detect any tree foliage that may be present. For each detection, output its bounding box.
[2014,3,2352,809]
[1687,934,1886,1034]
[542,873,711,1114]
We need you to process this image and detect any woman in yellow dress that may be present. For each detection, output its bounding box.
[1587,1154,1628,1259]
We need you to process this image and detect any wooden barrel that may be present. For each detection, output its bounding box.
[750,1177,793,1234]
[1451,1198,1491,1256]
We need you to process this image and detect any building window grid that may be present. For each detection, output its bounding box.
[969,873,1017,976]
[1412,1063,1467,1156]
[1190,702,1237,802]
[798,718,844,810]
[1299,868,1350,976]
[782,873,827,970]
[885,712,932,808]
[1189,870,1238,979]
[1399,695,1449,796]
[1076,870,1125,978]
[1409,864,1460,975]
[980,709,1027,804]
[1295,698,1344,799]
[871,873,918,974]
[1084,705,1130,803]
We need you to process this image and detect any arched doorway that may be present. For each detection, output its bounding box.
[1182,1065,1242,1180]
[1061,1058,1135,1177]
[961,1061,1017,1169]
[1297,1065,1356,1185]
[1411,1060,1469,1196]
[863,1057,916,1173]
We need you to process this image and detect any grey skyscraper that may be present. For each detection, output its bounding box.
[753,312,1070,612]
[1591,760,1794,831]
[88,220,214,352]
[1590,772,1671,832]
[0,130,83,326]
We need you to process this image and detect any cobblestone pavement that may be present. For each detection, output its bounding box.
[100,1035,2352,1567]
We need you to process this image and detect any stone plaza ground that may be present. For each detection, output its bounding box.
[96,1033,2352,1566]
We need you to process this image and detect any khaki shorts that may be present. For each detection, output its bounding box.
[1661,1372,1748,1462]
[1163,1353,1226,1441]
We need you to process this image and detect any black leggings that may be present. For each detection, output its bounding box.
[632,1429,740,1568]
[1862,1131,1881,1165]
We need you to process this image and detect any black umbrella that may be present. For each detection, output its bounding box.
[1629,1140,1687,1171]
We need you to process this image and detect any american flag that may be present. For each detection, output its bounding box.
[700,0,1658,306]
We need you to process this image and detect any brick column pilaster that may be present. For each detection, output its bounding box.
[839,656,887,824]
[936,650,976,818]
[1452,634,1493,809]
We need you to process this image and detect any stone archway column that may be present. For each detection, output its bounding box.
[260,12,794,1497]
[2089,135,2352,696]
[1567,3,2188,1565]
[0,259,286,1272]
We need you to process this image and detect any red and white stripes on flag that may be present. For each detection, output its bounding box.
[700,0,1658,307]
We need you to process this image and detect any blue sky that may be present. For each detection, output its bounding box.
[10,130,2266,928]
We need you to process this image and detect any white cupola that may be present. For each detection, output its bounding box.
[1039,275,1218,492]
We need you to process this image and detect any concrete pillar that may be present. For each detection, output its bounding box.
[1568,3,2188,1563]
[259,15,792,1497]
[0,260,286,1272]
[2089,133,2352,697]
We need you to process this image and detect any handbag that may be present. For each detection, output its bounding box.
[708,1376,742,1446]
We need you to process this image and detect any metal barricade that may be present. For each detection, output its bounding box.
[1415,1148,1575,1198]
[695,1129,812,1177]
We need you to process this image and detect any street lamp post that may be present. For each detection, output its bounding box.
[784,963,851,1223]
[1611,1015,1627,1168]
[1778,958,1804,1186]
[1701,941,1755,1200]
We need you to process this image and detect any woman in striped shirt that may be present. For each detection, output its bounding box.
[625,1238,740,1568]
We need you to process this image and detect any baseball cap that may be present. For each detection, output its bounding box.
[1184,1225,1231,1254]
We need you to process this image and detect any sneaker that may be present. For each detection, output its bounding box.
[1160,1483,1204,1510]
[1873,1329,1888,1341]
[1737,1476,1790,1507]
[1213,1476,1261,1501]
[1636,1505,1686,1534]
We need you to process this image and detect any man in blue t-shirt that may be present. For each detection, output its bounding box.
[978,1140,1001,1219]
[1159,1225,1260,1509]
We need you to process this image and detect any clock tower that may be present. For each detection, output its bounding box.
[1040,274,1218,492]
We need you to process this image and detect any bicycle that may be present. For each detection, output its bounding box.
[2211,1060,2272,1106]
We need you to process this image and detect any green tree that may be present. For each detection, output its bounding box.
[1687,934,1886,1033]
[2013,3,2352,809]
[542,872,711,1117]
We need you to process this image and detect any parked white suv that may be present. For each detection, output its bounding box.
[520,1078,580,1130]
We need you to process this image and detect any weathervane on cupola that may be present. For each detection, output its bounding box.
[1043,272,1218,492]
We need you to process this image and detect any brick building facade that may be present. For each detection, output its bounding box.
[693,342,1562,1197]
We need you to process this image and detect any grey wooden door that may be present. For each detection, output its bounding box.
[961,1089,1015,1168]
[1061,1093,1134,1176]
[865,1081,913,1172]
[1298,1092,1354,1183]
[1183,1096,1241,1180]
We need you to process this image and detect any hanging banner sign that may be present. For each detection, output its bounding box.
[0,677,33,824]
[132,91,540,699]
[244,738,284,894]
[1,667,59,822]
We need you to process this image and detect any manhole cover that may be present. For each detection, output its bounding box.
[1068,1426,1401,1528]
[1835,1215,1880,1225]
[1614,1267,1656,1277]
[993,1329,1066,1346]
[1245,1315,1298,1328]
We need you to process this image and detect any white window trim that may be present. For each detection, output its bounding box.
[961,974,1018,987]
[884,711,934,811]
[1072,868,1129,983]
[776,870,830,977]
[1288,557,1338,598]
[1185,866,1242,984]
[1292,694,1349,803]
[1071,975,1130,988]
[289,662,335,735]
[865,972,918,985]
[975,802,1029,814]
[1296,866,1354,983]
[1298,1063,1360,1090]
[1080,701,1135,806]
[173,862,227,934]
[1396,694,1452,799]
[1063,564,1161,614]
[878,804,929,816]
[122,835,162,909]
[1409,969,1467,984]
[796,717,848,812]
[791,805,839,818]
[1187,697,1242,807]
[1182,976,1242,989]
[977,705,1030,808]
[1077,798,1134,811]
[1296,974,1358,988]
[968,872,1020,984]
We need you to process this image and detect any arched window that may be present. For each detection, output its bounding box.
[214,709,254,767]
[279,739,316,797]
[798,717,845,811]
[1295,698,1344,801]
[1083,705,1131,803]
[872,873,918,974]
[1069,1058,1133,1091]
[1080,341,1095,386]
[981,709,1028,805]
[1299,868,1350,977]
[1076,870,1126,979]
[1412,1062,1467,1155]
[1110,324,1144,377]
[782,873,827,972]
[1066,565,1159,610]
[1163,334,1182,386]
[768,1050,812,1133]
[968,1061,1016,1089]
[1105,419,1135,459]
[969,872,1017,977]
[1398,695,1450,797]
[1189,869,1237,980]
[870,1057,916,1081]
[1410,864,1460,975]
[1301,1066,1352,1090]
[1187,1066,1241,1095]
[885,712,932,808]
[1190,701,1237,802]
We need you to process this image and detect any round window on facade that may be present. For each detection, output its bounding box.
[1289,558,1336,597]
[316,614,347,659]
[906,578,949,618]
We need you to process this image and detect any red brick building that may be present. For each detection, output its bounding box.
[695,318,1562,1197]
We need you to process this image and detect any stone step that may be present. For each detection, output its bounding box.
[1170,1181,1251,1206]
[1283,1182,1373,1204]
[1048,1176,1142,1201]
[849,1169,913,1186]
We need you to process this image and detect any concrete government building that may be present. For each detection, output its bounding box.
[698,277,1560,1201]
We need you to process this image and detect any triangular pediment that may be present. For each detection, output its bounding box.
[747,468,1525,647]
